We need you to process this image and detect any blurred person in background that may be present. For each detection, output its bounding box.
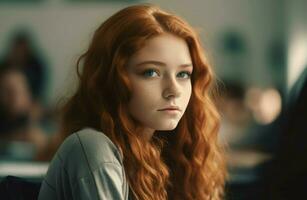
[0,65,47,160]
[217,80,252,147]
[217,80,279,200]
[0,30,48,104]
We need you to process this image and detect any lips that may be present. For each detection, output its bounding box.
[158,106,180,111]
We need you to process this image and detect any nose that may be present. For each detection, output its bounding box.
[162,75,181,99]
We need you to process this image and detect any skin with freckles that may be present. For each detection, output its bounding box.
[126,33,193,139]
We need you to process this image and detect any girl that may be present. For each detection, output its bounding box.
[38,4,226,200]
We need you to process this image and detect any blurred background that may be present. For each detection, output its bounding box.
[0,0,306,199]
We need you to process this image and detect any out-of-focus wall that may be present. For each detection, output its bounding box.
[286,0,307,90]
[0,0,283,105]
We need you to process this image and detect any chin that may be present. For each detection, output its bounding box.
[156,122,178,131]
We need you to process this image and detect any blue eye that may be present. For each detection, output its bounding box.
[141,69,191,79]
[177,71,192,79]
[142,69,159,77]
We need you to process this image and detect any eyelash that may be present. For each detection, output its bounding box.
[142,69,192,79]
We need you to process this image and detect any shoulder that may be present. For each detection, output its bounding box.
[40,128,129,199]
[56,128,123,173]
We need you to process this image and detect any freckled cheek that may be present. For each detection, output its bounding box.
[130,83,161,109]
[183,85,192,105]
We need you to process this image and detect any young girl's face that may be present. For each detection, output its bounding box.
[127,33,193,136]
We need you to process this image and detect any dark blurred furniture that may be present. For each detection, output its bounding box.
[267,67,307,199]
[0,176,41,200]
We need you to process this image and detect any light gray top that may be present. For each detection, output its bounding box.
[38,128,130,200]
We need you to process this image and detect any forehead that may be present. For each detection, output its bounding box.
[128,33,192,67]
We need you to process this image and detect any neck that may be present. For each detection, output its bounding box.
[139,127,155,141]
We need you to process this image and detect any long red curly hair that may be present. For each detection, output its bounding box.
[46,4,226,200]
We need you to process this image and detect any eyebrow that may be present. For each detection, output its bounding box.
[135,60,193,68]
